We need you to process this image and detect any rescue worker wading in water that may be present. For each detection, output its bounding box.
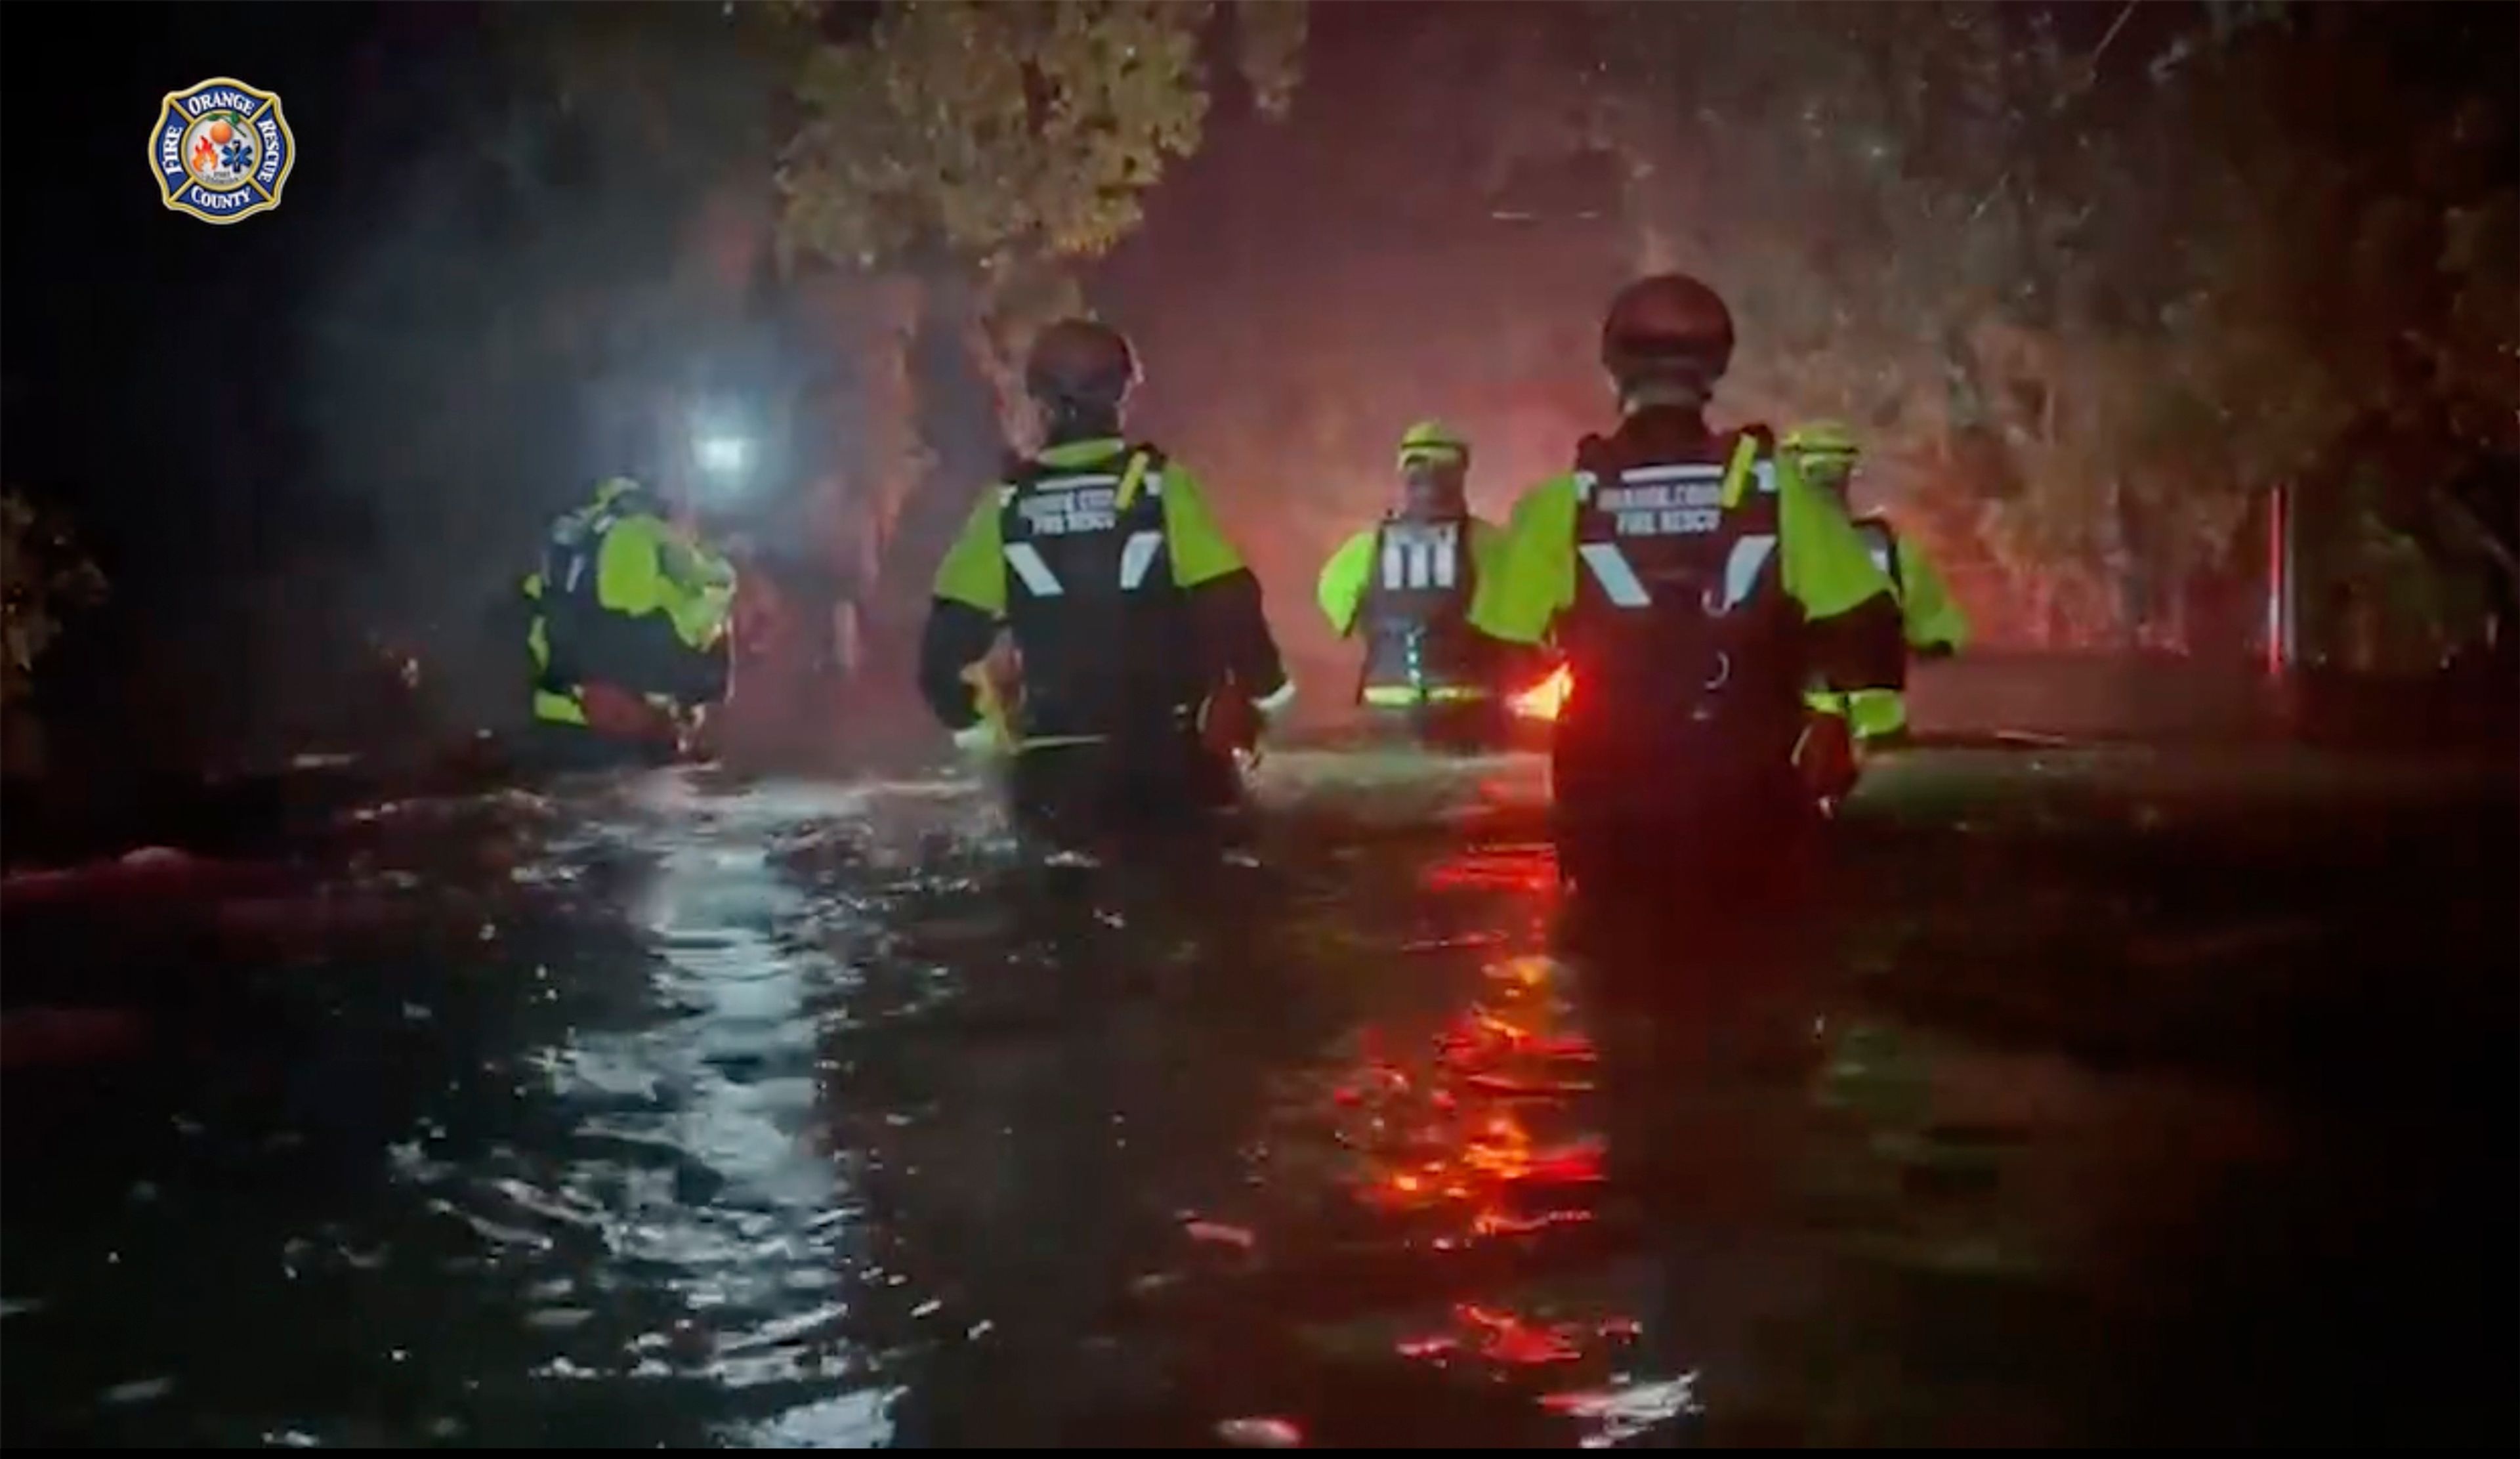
[523,475,738,773]
[1315,420,1514,751]
[1469,275,1904,901]
[1786,420,1969,759]
[919,318,1294,847]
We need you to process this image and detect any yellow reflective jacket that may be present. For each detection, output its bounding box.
[921,437,1286,744]
[930,439,1253,614]
[1804,524,1969,741]
[1316,517,1509,636]
[1318,515,1511,705]
[1469,431,1895,652]
[525,490,737,728]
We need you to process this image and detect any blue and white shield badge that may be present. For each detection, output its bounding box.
[151,77,295,224]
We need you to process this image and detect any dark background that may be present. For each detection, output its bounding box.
[7,5,489,772]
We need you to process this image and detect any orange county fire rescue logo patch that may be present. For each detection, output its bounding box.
[151,77,295,224]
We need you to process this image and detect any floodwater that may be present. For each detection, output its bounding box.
[2,745,2512,1447]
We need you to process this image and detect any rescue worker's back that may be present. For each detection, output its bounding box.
[1478,412,1897,782]
[919,319,1290,843]
[1470,274,1904,893]
[925,437,1282,745]
[524,476,736,769]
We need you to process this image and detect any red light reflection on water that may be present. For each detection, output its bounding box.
[1396,1301,1647,1370]
[1349,965,1603,1228]
[1317,953,1641,1384]
[1419,843,1561,896]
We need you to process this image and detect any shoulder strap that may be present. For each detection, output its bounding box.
[545,502,628,599]
[1008,441,1167,492]
[1719,430,1761,509]
[1115,440,1169,510]
[1572,433,1616,502]
[1360,515,1399,598]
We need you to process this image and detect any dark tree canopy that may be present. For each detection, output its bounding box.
[1597,1,2515,647]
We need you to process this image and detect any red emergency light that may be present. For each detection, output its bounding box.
[1509,665,1572,722]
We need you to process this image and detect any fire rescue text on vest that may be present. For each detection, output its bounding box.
[1018,487,1118,536]
[1597,479,1722,536]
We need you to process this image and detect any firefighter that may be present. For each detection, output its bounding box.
[522,475,738,772]
[1467,275,1905,898]
[1784,420,1969,748]
[918,318,1293,847]
[1315,419,1515,750]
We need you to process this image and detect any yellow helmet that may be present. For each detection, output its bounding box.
[1782,419,1861,459]
[1396,419,1471,470]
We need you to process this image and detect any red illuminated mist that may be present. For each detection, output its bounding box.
[1094,5,1633,710]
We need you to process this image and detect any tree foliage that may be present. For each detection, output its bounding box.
[1578,0,2517,648]
[1233,0,1309,122]
[781,1,1215,271]
[776,0,1308,618]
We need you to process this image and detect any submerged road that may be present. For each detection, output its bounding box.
[2,744,2512,1447]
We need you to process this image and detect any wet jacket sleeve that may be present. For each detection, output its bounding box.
[1162,466,1288,697]
[919,492,1007,730]
[1467,477,1580,646]
[665,541,739,650]
[672,543,738,704]
[661,531,736,704]
[1895,536,1968,654]
[1776,461,1905,694]
[568,516,729,704]
[1316,530,1377,637]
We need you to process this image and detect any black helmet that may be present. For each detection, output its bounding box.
[1600,274,1736,387]
[1024,318,1141,409]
